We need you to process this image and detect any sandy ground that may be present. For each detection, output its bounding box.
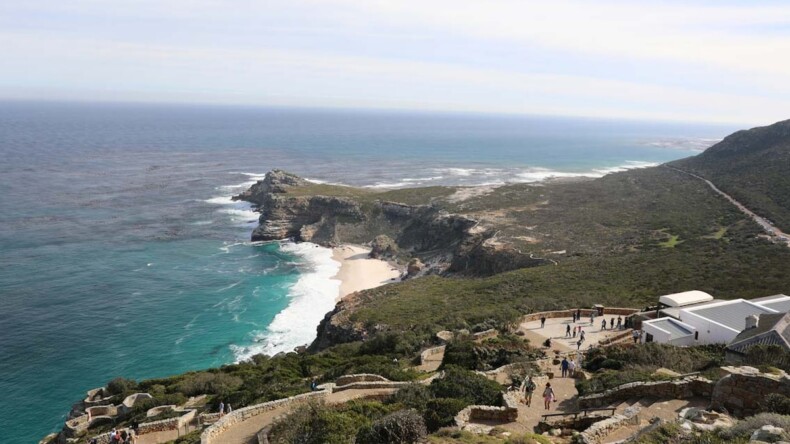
[332,244,401,301]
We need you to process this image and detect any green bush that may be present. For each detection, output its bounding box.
[763,394,790,415]
[388,383,433,411]
[429,366,503,406]
[107,377,137,395]
[719,413,790,441]
[356,409,427,444]
[174,372,243,397]
[424,398,468,432]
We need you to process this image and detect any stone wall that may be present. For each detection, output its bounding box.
[137,409,196,434]
[711,366,790,417]
[420,345,446,365]
[332,380,412,393]
[578,377,714,409]
[576,407,641,444]
[472,329,499,342]
[201,390,329,444]
[334,373,389,386]
[455,392,519,429]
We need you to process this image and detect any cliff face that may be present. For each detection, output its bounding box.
[234,170,549,276]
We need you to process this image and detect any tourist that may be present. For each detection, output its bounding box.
[560,357,569,377]
[227,403,232,414]
[580,330,585,341]
[610,318,615,329]
[565,324,571,337]
[218,401,225,417]
[590,312,594,324]
[576,339,583,350]
[572,328,577,338]
[568,359,576,377]
[543,383,556,410]
[572,312,576,323]
[576,308,581,320]
[617,316,623,329]
[523,376,536,407]
[601,319,606,330]
[632,329,640,343]
[310,378,318,391]
[540,316,546,328]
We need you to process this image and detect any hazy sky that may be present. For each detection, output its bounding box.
[1,0,789,124]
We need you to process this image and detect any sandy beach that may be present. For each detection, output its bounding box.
[332,245,402,301]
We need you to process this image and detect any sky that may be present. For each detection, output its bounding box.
[0,0,788,124]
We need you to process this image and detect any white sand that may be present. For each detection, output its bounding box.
[332,245,401,301]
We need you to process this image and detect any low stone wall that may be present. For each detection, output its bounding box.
[200,390,329,444]
[472,329,499,342]
[420,345,446,365]
[578,377,714,409]
[84,387,114,407]
[137,409,196,435]
[86,404,118,418]
[576,407,641,444]
[711,366,790,417]
[334,373,389,386]
[199,412,222,425]
[146,404,176,417]
[455,392,519,429]
[332,380,412,393]
[520,308,638,324]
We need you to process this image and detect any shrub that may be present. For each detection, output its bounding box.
[356,409,427,444]
[429,366,503,406]
[424,398,468,432]
[173,372,243,397]
[269,403,366,444]
[719,413,790,441]
[763,394,790,415]
[387,383,433,411]
[107,377,137,395]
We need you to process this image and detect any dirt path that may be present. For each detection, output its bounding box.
[213,388,399,444]
[666,166,790,247]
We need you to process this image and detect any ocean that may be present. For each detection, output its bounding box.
[0,101,735,443]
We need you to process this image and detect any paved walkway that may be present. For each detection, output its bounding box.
[214,388,399,444]
[520,316,631,353]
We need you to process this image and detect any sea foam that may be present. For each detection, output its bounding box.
[231,242,341,361]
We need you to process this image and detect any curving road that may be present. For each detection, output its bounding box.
[666,166,790,247]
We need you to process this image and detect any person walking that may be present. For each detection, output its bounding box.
[610,318,615,329]
[226,403,232,414]
[580,330,586,341]
[560,357,569,377]
[590,312,594,324]
[632,329,640,343]
[543,383,556,410]
[568,359,576,378]
[573,327,577,338]
[540,316,546,328]
[523,376,536,407]
[617,316,623,329]
[601,319,607,330]
[566,324,571,337]
[576,308,581,320]
[577,338,583,350]
[218,401,225,417]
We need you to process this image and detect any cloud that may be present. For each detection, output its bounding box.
[0,0,788,124]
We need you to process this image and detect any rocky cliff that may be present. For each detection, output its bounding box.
[234,169,548,276]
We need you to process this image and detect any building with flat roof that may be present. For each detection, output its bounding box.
[641,292,790,346]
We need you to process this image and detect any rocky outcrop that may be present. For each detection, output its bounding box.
[369,235,398,259]
[235,170,548,276]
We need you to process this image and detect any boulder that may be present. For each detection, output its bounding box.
[369,235,398,259]
[406,258,425,277]
[751,425,785,442]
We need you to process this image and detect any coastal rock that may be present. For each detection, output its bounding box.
[406,258,424,278]
[369,235,398,259]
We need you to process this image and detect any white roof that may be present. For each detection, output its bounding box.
[659,290,714,308]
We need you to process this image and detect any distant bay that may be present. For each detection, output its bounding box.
[0,101,735,443]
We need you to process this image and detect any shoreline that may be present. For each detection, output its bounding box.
[332,244,402,301]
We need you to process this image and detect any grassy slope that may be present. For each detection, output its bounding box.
[342,167,790,336]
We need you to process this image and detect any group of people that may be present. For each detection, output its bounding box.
[600,316,624,331]
[519,375,557,410]
[217,401,233,416]
[93,428,135,444]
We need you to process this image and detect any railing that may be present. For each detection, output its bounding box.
[541,407,615,422]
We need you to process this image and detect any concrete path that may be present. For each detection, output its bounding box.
[520,316,631,353]
[213,388,399,444]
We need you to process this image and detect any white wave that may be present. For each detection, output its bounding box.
[232,242,341,361]
[304,177,350,187]
[205,196,235,205]
[590,160,659,176]
[364,181,412,189]
[230,171,268,179]
[218,180,258,190]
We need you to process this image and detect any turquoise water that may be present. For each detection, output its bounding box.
[0,102,736,443]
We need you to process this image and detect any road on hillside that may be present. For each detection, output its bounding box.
[665,166,790,247]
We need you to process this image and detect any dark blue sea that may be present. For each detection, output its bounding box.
[0,101,736,443]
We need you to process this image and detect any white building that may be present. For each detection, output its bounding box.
[641,292,790,346]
